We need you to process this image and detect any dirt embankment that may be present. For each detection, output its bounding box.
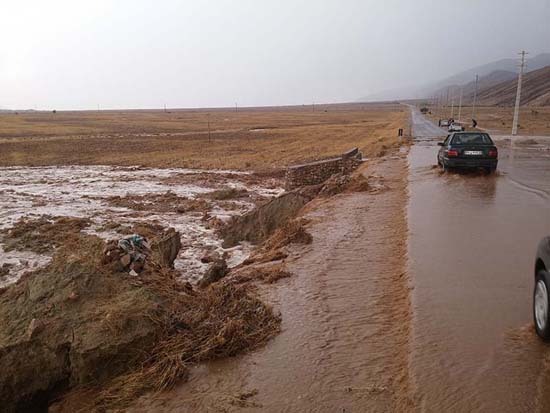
[0,222,280,412]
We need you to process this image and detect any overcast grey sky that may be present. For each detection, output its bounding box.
[1,0,549,110]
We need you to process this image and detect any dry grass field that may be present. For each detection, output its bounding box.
[427,105,550,136]
[0,103,407,170]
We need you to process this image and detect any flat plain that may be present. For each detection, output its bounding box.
[0,103,407,170]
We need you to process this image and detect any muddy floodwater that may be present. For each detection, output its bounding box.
[129,153,413,412]
[409,109,550,411]
[0,166,282,287]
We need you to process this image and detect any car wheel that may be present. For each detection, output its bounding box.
[442,162,449,172]
[534,269,550,340]
[484,167,495,175]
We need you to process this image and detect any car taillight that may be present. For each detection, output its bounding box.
[488,147,498,158]
[447,149,459,157]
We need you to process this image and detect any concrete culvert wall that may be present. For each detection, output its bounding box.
[285,147,363,190]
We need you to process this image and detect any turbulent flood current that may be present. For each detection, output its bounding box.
[0,166,282,287]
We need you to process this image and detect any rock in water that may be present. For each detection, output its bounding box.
[152,228,182,268]
[198,259,228,288]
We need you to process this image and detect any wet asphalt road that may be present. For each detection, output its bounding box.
[408,109,550,412]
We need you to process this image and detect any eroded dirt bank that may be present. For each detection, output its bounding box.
[128,151,414,412]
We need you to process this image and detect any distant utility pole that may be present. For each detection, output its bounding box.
[312,102,315,112]
[207,113,211,141]
[450,93,455,118]
[235,102,238,113]
[471,74,479,120]
[512,50,527,136]
[457,86,463,121]
[164,104,167,113]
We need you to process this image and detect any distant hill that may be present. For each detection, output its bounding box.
[433,69,517,103]
[358,53,550,102]
[471,65,550,106]
[429,53,550,95]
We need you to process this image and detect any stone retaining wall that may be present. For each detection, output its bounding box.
[285,148,363,190]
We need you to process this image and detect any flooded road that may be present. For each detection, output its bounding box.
[408,109,550,411]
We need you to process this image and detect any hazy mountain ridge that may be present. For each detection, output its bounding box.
[473,65,550,106]
[359,53,550,103]
[433,70,517,103]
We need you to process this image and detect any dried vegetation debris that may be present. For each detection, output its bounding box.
[0,227,280,412]
[91,278,280,411]
[1,215,91,254]
[241,218,313,267]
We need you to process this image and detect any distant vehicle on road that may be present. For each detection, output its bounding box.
[534,237,550,340]
[448,122,465,132]
[439,119,450,127]
[437,132,498,174]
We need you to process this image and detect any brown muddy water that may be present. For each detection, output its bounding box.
[0,166,283,287]
[130,154,413,412]
[408,109,550,412]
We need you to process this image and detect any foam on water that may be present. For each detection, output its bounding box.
[0,165,283,287]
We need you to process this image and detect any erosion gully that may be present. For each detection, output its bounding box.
[131,110,550,412]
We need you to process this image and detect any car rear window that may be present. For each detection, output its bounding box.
[451,133,493,145]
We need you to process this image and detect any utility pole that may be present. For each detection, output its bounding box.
[457,86,463,121]
[471,74,479,120]
[164,104,167,113]
[450,92,455,119]
[207,113,211,141]
[235,102,238,113]
[512,50,527,136]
